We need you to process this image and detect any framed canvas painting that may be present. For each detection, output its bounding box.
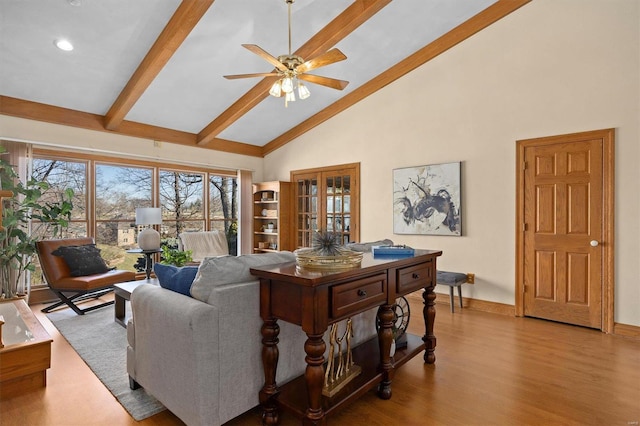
[393,162,461,236]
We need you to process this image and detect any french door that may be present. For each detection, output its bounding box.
[291,163,360,248]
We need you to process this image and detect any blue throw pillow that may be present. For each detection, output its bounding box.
[153,263,198,296]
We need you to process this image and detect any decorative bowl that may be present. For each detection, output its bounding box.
[294,248,363,270]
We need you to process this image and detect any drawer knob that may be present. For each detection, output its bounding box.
[412,273,420,279]
[357,289,367,297]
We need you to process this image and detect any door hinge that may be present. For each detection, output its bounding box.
[522,223,527,232]
[523,161,528,170]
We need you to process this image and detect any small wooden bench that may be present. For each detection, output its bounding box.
[436,270,469,313]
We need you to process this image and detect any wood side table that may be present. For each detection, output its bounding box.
[113,279,158,327]
[251,249,442,425]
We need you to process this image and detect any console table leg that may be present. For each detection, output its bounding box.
[260,318,280,425]
[303,333,326,425]
[422,286,437,364]
[377,304,394,399]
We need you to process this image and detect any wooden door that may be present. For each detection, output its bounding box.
[517,129,614,330]
[321,166,358,244]
[291,163,360,248]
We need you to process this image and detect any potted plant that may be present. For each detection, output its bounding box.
[0,147,74,299]
[160,245,193,267]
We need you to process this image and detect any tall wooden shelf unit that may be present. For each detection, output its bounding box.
[252,181,293,253]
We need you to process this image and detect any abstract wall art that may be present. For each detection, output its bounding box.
[393,162,462,236]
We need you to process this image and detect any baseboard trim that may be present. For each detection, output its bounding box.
[613,322,640,339]
[406,292,639,339]
[405,291,515,316]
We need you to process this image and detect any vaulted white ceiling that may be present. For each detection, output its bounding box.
[0,0,529,156]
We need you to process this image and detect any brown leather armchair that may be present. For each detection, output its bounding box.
[37,237,136,315]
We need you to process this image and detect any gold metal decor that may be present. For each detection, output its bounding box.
[294,248,363,270]
[294,230,363,270]
[323,318,361,397]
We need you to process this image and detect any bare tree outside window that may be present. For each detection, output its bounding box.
[32,158,87,225]
[159,170,205,241]
[210,175,238,255]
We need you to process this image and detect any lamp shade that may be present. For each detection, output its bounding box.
[135,208,162,250]
[136,208,162,225]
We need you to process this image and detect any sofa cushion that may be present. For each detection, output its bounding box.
[51,244,111,277]
[154,263,199,296]
[190,252,295,304]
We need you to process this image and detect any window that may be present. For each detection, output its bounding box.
[32,157,87,237]
[210,175,238,255]
[31,157,88,286]
[31,149,239,280]
[159,170,205,239]
[95,164,153,272]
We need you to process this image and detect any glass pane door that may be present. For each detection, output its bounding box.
[291,163,359,248]
[325,173,352,244]
[295,176,317,247]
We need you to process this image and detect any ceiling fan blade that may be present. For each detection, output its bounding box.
[298,74,349,91]
[242,44,288,72]
[296,48,347,74]
[224,72,280,80]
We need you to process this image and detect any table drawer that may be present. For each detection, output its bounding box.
[397,262,432,294]
[331,273,387,318]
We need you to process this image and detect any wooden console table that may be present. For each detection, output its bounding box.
[251,249,442,425]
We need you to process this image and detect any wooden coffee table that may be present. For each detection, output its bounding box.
[0,298,52,398]
[113,279,158,327]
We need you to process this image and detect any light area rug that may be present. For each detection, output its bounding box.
[46,306,166,421]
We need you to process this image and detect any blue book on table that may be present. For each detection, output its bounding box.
[372,245,415,256]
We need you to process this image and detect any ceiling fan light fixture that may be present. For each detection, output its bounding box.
[223,0,348,107]
[297,81,310,100]
[269,80,283,97]
[281,77,294,94]
[285,90,296,107]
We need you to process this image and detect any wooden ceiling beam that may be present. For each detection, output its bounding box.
[1,96,263,157]
[262,0,532,156]
[196,0,392,147]
[103,0,215,131]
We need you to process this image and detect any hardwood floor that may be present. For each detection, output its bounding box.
[1,297,638,425]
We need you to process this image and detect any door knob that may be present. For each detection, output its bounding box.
[590,240,599,247]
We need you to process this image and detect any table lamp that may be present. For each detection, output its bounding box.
[135,207,162,250]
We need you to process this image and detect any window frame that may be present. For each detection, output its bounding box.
[32,148,240,279]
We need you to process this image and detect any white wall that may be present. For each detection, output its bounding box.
[263,0,640,326]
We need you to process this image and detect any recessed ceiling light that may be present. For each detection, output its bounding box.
[54,39,74,51]
[67,0,82,6]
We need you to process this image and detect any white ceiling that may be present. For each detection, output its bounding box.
[0,0,501,150]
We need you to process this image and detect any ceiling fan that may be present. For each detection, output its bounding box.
[223,0,349,106]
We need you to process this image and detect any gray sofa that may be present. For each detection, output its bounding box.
[126,251,377,426]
